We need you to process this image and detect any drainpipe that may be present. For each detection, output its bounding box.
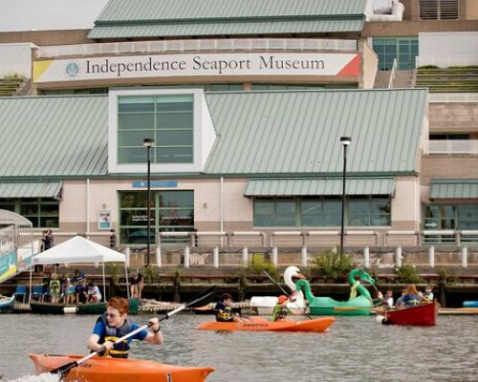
[220,177,224,246]
[86,179,90,239]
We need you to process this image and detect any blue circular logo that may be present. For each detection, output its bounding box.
[65,62,80,77]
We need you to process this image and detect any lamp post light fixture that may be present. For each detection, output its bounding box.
[143,138,154,267]
[340,136,351,257]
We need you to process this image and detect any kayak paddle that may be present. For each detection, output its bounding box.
[263,270,313,320]
[49,286,215,380]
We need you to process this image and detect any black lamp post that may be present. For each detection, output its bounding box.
[340,136,351,256]
[143,138,154,267]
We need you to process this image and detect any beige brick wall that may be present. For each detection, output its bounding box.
[360,41,379,89]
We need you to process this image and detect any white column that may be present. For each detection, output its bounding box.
[429,245,435,268]
[462,246,468,268]
[364,247,370,268]
[155,246,162,267]
[271,247,278,267]
[241,247,248,267]
[184,246,190,268]
[213,247,219,268]
[396,246,402,268]
[301,247,308,267]
[124,246,130,268]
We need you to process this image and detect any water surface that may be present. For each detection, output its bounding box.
[0,314,477,382]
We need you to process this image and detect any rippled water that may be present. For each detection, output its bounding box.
[0,314,477,382]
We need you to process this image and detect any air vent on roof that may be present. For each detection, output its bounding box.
[419,0,459,20]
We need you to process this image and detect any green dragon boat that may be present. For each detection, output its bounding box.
[295,269,374,316]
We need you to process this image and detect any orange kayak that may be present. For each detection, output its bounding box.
[197,317,334,332]
[29,354,214,382]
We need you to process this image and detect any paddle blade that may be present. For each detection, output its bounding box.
[49,361,78,379]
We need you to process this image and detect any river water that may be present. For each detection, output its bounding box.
[0,314,477,382]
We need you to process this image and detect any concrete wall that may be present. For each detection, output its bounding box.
[360,40,379,89]
[0,30,91,46]
[421,156,478,186]
[429,102,478,133]
[363,20,478,37]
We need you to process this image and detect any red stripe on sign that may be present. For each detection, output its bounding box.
[337,55,361,76]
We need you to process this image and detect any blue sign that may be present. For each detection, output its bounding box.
[132,180,178,188]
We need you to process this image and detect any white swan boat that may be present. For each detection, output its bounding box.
[250,266,308,315]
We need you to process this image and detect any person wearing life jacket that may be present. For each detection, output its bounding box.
[87,297,162,358]
[49,273,61,303]
[398,284,427,308]
[214,293,237,322]
[272,295,293,322]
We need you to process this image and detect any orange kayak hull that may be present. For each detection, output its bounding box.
[29,354,214,382]
[197,317,335,332]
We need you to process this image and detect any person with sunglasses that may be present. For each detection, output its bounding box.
[87,297,162,358]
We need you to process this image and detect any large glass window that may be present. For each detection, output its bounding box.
[0,198,59,228]
[373,38,418,70]
[424,204,478,230]
[119,190,194,245]
[254,196,391,227]
[118,95,194,164]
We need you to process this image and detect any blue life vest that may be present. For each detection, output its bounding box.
[96,315,134,358]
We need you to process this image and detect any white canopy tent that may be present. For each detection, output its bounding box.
[31,236,129,303]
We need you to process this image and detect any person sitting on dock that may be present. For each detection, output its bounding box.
[272,295,293,322]
[49,274,61,304]
[397,284,428,308]
[214,293,250,323]
[87,282,103,303]
[87,297,162,359]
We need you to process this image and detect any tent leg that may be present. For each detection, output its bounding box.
[102,263,106,301]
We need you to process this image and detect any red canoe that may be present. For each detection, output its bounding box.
[30,354,214,382]
[197,317,335,332]
[384,301,438,326]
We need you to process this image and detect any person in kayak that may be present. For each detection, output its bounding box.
[272,295,293,322]
[87,297,162,358]
[214,293,250,323]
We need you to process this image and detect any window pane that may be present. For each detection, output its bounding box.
[120,192,151,208]
[157,147,193,163]
[254,199,275,227]
[118,114,154,130]
[275,199,296,226]
[20,204,38,216]
[118,96,154,112]
[160,191,193,208]
[120,228,154,245]
[40,204,59,216]
[120,210,154,226]
[157,113,193,129]
[40,217,59,228]
[118,131,154,147]
[118,148,147,163]
[156,130,193,146]
[159,208,194,226]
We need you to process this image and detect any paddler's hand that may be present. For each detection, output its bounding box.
[149,318,161,333]
[103,340,115,351]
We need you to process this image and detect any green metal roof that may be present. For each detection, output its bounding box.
[89,0,366,39]
[0,96,108,178]
[0,181,62,199]
[204,89,427,175]
[89,19,364,39]
[245,178,395,196]
[430,179,478,199]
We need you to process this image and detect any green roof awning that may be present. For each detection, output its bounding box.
[430,180,478,199]
[244,178,395,196]
[0,182,62,199]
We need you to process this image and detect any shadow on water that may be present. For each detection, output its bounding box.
[1,314,477,382]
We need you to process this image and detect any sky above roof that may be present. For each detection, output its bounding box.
[0,0,109,32]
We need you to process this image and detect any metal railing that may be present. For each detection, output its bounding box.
[388,58,397,89]
[427,140,478,155]
[36,38,358,59]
